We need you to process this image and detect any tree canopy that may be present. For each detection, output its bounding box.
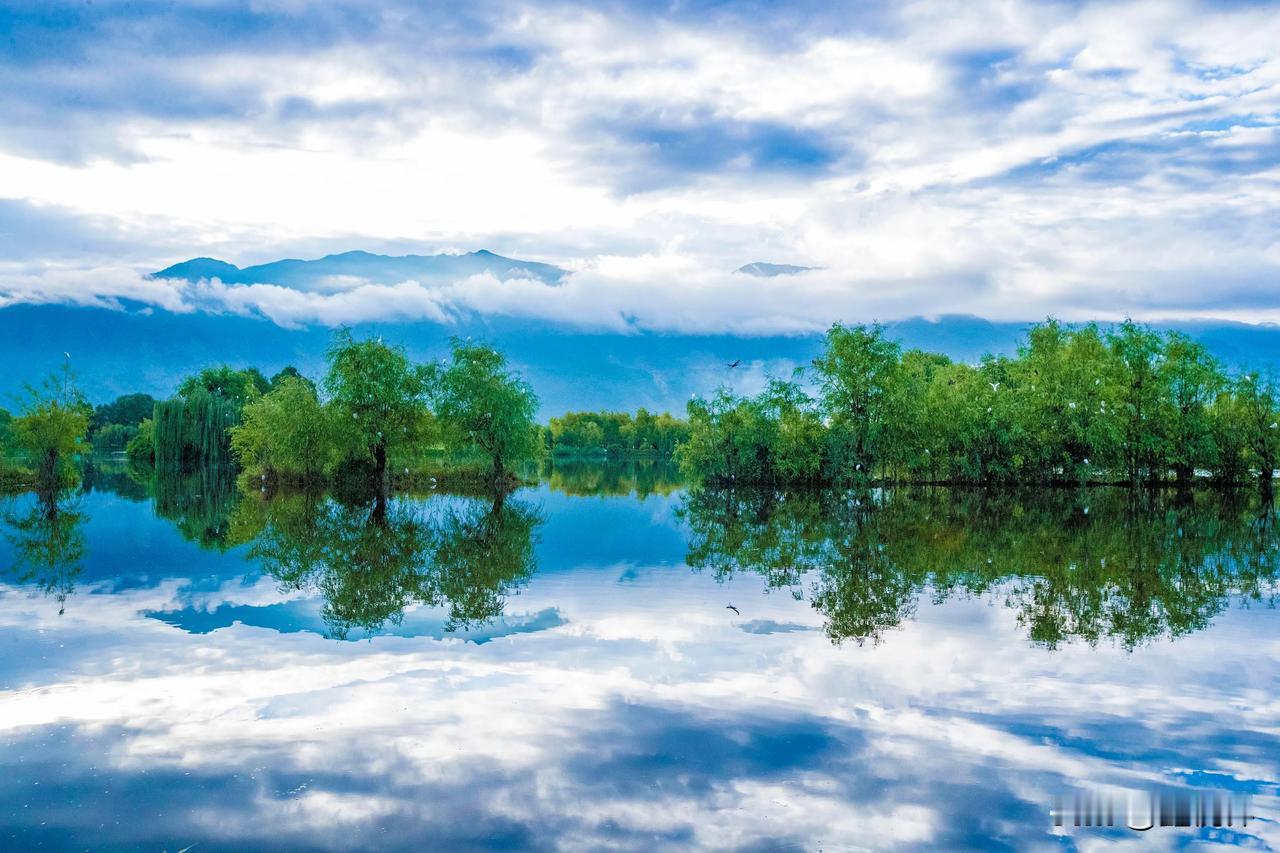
[324,330,432,481]
[427,339,540,485]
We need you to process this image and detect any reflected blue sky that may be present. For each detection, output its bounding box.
[1,485,1278,850]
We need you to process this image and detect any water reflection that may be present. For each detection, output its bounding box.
[544,457,683,498]
[152,464,239,551]
[681,487,1280,648]
[234,490,541,639]
[1,462,1279,849]
[1,487,86,614]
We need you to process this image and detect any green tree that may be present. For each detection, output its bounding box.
[1159,333,1222,485]
[91,423,139,452]
[269,366,315,393]
[427,339,540,487]
[12,361,91,484]
[177,366,270,412]
[813,323,902,483]
[1236,371,1280,488]
[324,330,432,485]
[230,375,336,483]
[91,393,157,432]
[126,418,155,467]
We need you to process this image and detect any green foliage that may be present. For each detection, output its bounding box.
[231,376,336,482]
[177,365,269,412]
[427,339,540,483]
[1235,371,1280,481]
[152,364,270,467]
[679,318,1279,487]
[548,409,688,457]
[153,390,239,467]
[12,361,91,484]
[269,366,315,392]
[0,407,14,462]
[812,323,905,483]
[126,418,155,467]
[90,423,138,452]
[91,393,156,432]
[324,330,432,477]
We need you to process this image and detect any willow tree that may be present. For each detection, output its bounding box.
[153,365,269,467]
[230,375,335,483]
[324,330,431,485]
[1236,371,1280,489]
[812,323,903,483]
[427,339,540,488]
[12,361,91,484]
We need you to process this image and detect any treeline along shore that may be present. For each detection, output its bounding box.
[3,318,1280,493]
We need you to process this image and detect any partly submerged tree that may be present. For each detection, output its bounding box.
[1236,370,1280,489]
[324,330,432,485]
[12,360,91,485]
[231,375,336,483]
[812,323,904,483]
[427,339,540,487]
[152,365,269,467]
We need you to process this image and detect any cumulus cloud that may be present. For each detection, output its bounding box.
[0,0,1277,330]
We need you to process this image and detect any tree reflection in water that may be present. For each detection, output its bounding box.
[680,487,1280,648]
[2,486,87,615]
[235,490,541,639]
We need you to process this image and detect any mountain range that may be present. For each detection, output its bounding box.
[153,249,568,289]
[4,301,1280,419]
[2,249,1280,417]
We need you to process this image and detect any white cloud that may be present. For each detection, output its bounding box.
[0,0,1277,330]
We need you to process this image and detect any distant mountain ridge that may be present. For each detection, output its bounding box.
[4,304,1280,418]
[735,262,816,277]
[153,249,568,289]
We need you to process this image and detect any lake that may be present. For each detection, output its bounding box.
[1,459,1278,850]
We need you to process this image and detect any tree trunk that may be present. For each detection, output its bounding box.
[373,442,388,496]
[1174,463,1193,489]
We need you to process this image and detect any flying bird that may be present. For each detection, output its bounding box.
[726,605,740,615]
[989,382,1000,392]
[728,359,741,368]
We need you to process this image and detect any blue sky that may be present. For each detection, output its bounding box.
[1,0,1278,333]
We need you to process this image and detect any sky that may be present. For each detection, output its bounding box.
[1,0,1279,334]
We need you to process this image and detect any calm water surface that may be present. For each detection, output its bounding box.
[1,459,1278,851]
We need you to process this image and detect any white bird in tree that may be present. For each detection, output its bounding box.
[989,382,1000,392]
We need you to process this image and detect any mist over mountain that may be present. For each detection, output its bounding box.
[4,303,1280,419]
[153,249,568,289]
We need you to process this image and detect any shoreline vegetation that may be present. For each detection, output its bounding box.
[2,318,1280,496]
